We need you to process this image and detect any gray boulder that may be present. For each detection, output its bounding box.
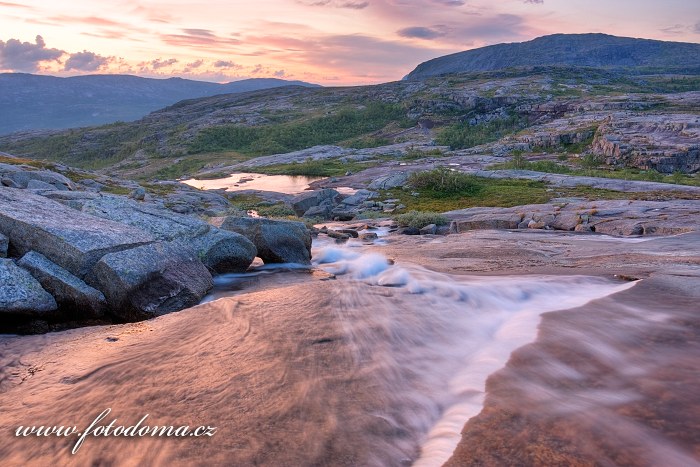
[0,188,155,278]
[290,189,339,217]
[80,195,256,272]
[0,232,7,257]
[220,217,312,265]
[190,229,257,273]
[26,179,56,191]
[18,251,107,319]
[449,213,523,233]
[88,242,213,321]
[340,189,375,206]
[0,259,57,316]
[368,172,409,190]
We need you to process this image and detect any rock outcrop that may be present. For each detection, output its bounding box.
[220,217,312,265]
[17,251,107,319]
[89,242,213,321]
[291,189,340,217]
[0,259,57,316]
[591,115,700,173]
[79,195,256,273]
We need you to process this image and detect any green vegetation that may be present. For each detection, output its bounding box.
[492,155,700,187]
[407,167,482,196]
[189,103,412,156]
[436,115,527,150]
[394,211,448,229]
[254,158,374,177]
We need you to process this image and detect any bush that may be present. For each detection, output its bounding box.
[394,211,448,229]
[436,115,526,150]
[408,167,481,197]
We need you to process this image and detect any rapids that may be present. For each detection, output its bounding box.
[0,238,642,466]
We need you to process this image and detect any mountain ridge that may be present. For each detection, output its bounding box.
[0,73,319,135]
[405,33,700,80]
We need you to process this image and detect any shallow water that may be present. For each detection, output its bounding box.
[0,239,640,466]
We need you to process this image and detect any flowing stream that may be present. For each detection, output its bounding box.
[0,237,640,466]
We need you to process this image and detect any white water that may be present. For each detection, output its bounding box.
[311,244,637,466]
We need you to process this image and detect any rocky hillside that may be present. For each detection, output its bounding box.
[1,66,698,178]
[405,34,700,80]
[0,73,319,134]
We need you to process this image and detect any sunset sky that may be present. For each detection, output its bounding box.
[1,0,698,85]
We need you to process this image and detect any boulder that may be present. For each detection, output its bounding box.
[88,242,213,321]
[26,179,56,191]
[0,232,7,258]
[80,195,256,272]
[190,229,257,273]
[220,217,312,265]
[17,251,107,319]
[449,213,523,233]
[340,189,375,206]
[368,172,409,190]
[0,259,57,316]
[419,224,438,235]
[550,212,582,231]
[303,204,333,219]
[0,188,155,278]
[290,189,339,217]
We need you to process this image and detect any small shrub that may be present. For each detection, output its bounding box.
[394,211,448,229]
[408,167,481,197]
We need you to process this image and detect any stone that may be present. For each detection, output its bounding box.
[368,172,409,190]
[0,232,7,258]
[420,224,438,235]
[340,189,374,206]
[26,179,55,191]
[449,213,523,233]
[0,258,57,316]
[400,227,421,235]
[130,187,146,200]
[335,229,359,238]
[360,232,378,241]
[0,188,155,278]
[326,230,350,240]
[17,251,107,319]
[303,204,333,219]
[190,229,257,273]
[81,195,256,273]
[550,212,582,231]
[220,217,312,265]
[291,189,340,217]
[88,241,213,321]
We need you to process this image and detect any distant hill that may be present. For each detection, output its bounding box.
[0,74,319,135]
[405,33,700,80]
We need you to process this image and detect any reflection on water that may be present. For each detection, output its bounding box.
[182,172,323,194]
[0,240,639,466]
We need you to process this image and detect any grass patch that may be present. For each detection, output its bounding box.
[254,158,374,177]
[394,211,448,229]
[189,102,412,156]
[407,167,482,197]
[436,115,527,150]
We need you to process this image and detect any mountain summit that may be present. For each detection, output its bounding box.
[404,33,700,80]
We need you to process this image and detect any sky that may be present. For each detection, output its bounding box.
[0,0,699,85]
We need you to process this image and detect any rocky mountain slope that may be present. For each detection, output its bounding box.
[0,73,319,134]
[1,66,697,180]
[405,34,700,80]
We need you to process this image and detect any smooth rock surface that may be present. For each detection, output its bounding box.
[0,232,7,258]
